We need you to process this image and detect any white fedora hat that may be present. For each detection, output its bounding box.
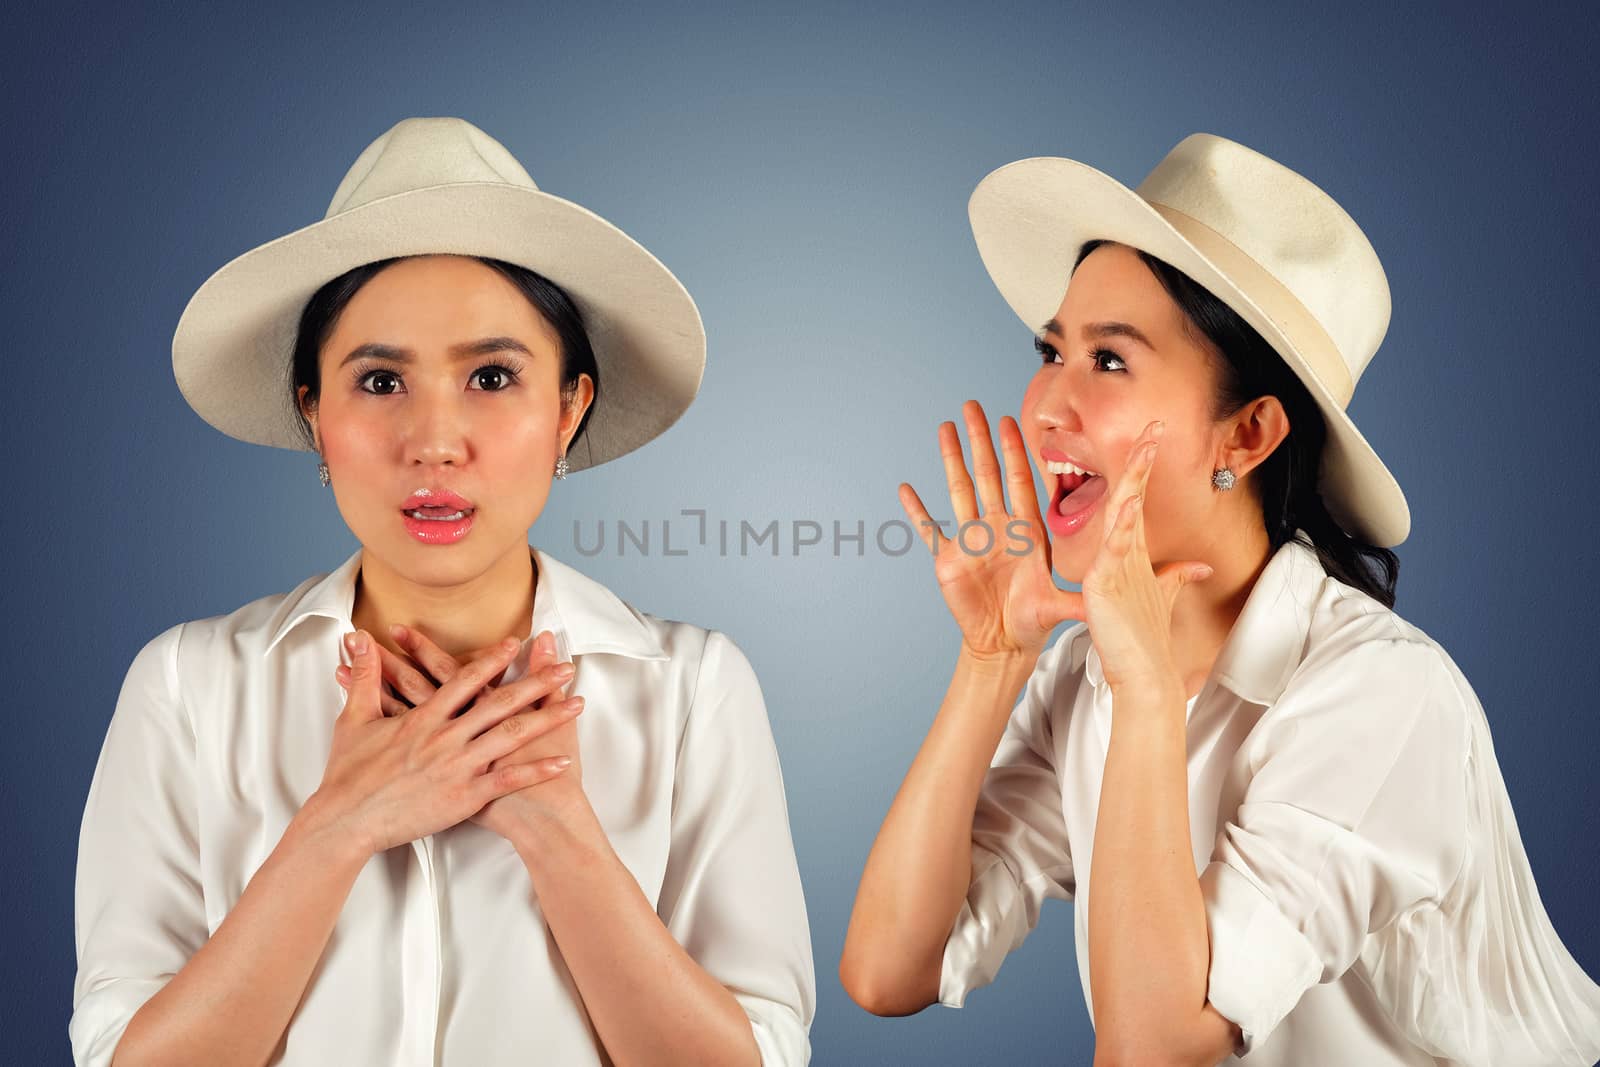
[172,116,705,473]
[969,132,1409,547]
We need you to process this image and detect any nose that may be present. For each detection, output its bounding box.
[402,385,469,468]
[1027,363,1084,436]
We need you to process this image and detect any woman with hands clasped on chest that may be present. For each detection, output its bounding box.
[71,117,813,1067]
[840,134,1600,1066]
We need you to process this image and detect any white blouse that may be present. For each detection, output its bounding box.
[71,545,815,1067]
[939,535,1600,1066]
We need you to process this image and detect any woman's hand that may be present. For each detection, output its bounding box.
[336,625,586,838]
[1080,420,1213,699]
[315,630,583,855]
[899,399,1082,661]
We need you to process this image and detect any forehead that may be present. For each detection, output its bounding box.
[330,255,560,354]
[1052,242,1196,350]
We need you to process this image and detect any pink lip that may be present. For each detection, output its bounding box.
[401,489,475,511]
[401,508,475,544]
[1038,446,1098,473]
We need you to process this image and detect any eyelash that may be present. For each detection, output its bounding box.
[1032,337,1127,373]
[350,359,526,395]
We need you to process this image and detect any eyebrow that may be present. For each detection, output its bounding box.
[1040,319,1156,350]
[337,336,535,368]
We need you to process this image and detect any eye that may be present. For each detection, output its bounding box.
[1033,336,1062,365]
[468,363,522,391]
[352,360,525,395]
[355,367,400,395]
[1089,347,1127,373]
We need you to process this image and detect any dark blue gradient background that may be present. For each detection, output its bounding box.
[8,2,1599,1063]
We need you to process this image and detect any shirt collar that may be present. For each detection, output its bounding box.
[263,544,669,661]
[1083,532,1324,706]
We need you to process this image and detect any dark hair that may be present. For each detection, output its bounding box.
[289,254,600,457]
[1071,239,1399,606]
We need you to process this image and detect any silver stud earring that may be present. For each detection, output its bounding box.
[317,459,330,487]
[554,454,569,480]
[1212,466,1236,491]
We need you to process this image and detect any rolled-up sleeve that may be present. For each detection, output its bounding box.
[1200,636,1469,1056]
[655,630,815,1065]
[70,623,209,1067]
[939,634,1077,1008]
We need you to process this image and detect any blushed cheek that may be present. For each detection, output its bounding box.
[1143,456,1208,560]
[326,420,393,462]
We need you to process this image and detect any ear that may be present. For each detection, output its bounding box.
[297,384,322,453]
[558,373,596,454]
[1219,394,1290,480]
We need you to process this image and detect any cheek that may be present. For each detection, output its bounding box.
[1142,438,1213,537]
[488,406,560,456]
[317,399,390,463]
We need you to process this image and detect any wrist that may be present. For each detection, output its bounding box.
[505,781,598,860]
[1108,674,1186,715]
[293,788,376,864]
[957,640,1037,680]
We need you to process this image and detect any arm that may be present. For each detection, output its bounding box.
[843,401,1086,1017]
[506,793,760,1066]
[71,625,371,1067]
[1087,686,1240,1067]
[500,630,813,1066]
[1089,639,1469,1066]
[111,801,371,1067]
[838,644,1035,1015]
[1033,420,1231,1067]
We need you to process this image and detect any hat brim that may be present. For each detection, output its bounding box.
[172,181,706,473]
[968,156,1410,547]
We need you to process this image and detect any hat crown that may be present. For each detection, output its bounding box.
[1133,133,1391,390]
[325,116,540,219]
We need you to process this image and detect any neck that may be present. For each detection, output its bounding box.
[351,541,537,662]
[1164,513,1273,700]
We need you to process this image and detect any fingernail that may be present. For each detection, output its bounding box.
[501,637,520,652]
[554,662,575,679]
[390,623,407,640]
[552,756,572,769]
[538,632,555,654]
[1196,565,1215,580]
[351,631,369,654]
[1152,420,1165,436]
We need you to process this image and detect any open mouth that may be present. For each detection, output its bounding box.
[402,505,475,521]
[1042,456,1109,536]
[1051,471,1104,512]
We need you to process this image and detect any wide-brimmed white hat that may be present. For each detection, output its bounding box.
[969,132,1409,547]
[172,116,705,473]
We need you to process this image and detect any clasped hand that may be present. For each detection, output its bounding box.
[316,626,585,855]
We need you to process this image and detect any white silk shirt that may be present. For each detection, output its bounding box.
[939,534,1600,1065]
[72,545,815,1066]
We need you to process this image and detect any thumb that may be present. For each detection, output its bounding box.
[1041,586,1087,629]
[1156,560,1214,602]
[342,631,383,723]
